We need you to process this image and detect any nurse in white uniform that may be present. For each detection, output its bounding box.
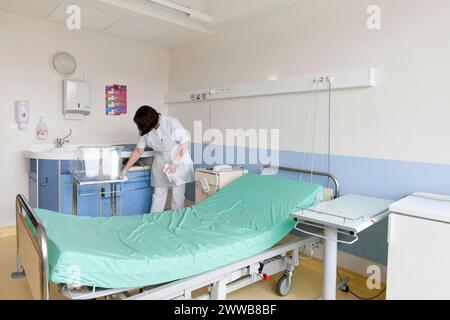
[121,106,194,213]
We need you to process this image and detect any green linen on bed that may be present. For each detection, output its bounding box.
[35,173,323,289]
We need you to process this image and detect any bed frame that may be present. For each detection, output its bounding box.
[12,194,49,300]
[12,166,340,300]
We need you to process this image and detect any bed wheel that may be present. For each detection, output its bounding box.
[341,285,350,293]
[11,271,26,280]
[276,274,292,297]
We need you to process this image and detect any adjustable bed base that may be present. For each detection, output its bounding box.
[12,167,339,300]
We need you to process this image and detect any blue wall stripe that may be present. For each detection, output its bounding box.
[189,143,450,265]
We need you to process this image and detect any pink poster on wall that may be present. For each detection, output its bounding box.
[106,85,127,116]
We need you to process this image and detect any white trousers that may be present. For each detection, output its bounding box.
[151,184,186,213]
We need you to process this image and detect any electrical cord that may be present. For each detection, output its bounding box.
[337,270,386,300]
[326,77,332,189]
[299,77,334,189]
[300,81,318,182]
[309,80,320,184]
[300,80,319,183]
[208,91,213,130]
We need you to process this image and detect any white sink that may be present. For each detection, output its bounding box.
[25,144,80,160]
[51,146,79,153]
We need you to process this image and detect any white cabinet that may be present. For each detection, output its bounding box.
[195,168,247,203]
[387,194,450,300]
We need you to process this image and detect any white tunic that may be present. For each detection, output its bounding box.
[137,115,194,188]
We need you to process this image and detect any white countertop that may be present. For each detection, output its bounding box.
[25,144,154,160]
[390,193,450,223]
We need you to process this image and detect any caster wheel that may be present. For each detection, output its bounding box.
[276,274,292,297]
[11,271,26,280]
[341,285,350,293]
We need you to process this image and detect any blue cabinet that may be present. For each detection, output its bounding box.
[60,174,103,216]
[121,171,152,215]
[28,159,38,208]
[38,160,59,211]
[60,171,152,216]
[30,159,152,217]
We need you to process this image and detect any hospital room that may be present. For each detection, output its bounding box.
[0,0,449,308]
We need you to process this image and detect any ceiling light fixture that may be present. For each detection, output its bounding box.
[147,0,214,24]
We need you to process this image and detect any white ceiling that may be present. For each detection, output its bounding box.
[48,2,120,33]
[205,0,308,30]
[0,0,306,48]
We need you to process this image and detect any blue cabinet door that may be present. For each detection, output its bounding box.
[60,171,152,217]
[28,159,38,208]
[101,183,123,217]
[77,184,102,217]
[38,160,59,211]
[121,171,152,216]
[60,174,72,214]
[60,174,101,216]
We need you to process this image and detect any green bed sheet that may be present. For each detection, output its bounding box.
[35,173,323,289]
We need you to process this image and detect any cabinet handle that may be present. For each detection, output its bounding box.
[40,177,48,188]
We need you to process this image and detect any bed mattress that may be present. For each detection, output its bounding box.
[35,173,323,289]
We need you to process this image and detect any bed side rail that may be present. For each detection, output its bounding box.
[14,194,49,300]
[261,165,340,198]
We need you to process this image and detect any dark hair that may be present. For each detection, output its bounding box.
[133,106,160,136]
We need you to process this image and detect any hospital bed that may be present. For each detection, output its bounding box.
[12,167,340,300]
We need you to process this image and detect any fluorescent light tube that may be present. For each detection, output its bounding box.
[147,0,214,24]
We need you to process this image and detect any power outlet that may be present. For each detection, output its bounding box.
[190,92,209,101]
[211,87,232,96]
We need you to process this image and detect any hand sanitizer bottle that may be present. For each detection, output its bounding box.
[36,116,48,140]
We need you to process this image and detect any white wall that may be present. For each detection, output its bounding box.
[0,11,169,227]
[169,0,450,166]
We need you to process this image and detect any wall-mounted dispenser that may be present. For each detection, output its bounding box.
[15,101,30,130]
[63,80,90,120]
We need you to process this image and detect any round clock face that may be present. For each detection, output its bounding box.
[50,51,77,77]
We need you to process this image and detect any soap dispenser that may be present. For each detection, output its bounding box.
[36,116,48,140]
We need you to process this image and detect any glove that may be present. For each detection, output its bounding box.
[165,163,177,174]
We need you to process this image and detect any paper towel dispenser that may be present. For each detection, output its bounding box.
[63,80,90,120]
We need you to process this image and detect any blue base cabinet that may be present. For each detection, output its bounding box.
[28,159,38,208]
[121,171,152,215]
[30,159,152,217]
[38,160,59,212]
[60,174,103,216]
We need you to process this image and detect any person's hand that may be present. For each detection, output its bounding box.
[120,169,128,179]
[166,164,177,174]
[172,146,184,163]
